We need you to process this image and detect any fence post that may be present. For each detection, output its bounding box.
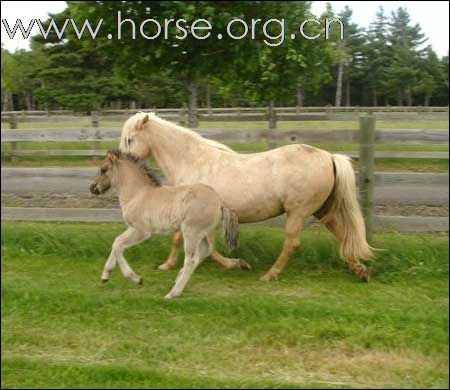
[359,115,376,242]
[188,105,199,128]
[9,113,17,130]
[91,112,100,162]
[9,114,18,163]
[267,104,277,149]
[178,105,187,126]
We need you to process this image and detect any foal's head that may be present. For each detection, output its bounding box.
[90,150,120,195]
[90,150,161,195]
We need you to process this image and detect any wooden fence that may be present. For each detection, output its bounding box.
[1,107,448,232]
[2,105,449,129]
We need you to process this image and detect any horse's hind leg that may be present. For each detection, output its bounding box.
[261,211,304,281]
[158,230,183,271]
[323,215,370,281]
[207,233,251,270]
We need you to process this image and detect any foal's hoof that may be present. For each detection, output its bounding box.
[164,292,178,300]
[101,278,109,284]
[137,277,144,285]
[238,259,252,270]
[260,272,279,282]
[158,262,176,271]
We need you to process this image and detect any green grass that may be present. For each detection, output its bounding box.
[200,119,449,130]
[2,141,448,153]
[2,222,448,389]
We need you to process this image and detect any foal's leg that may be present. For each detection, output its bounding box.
[165,232,204,299]
[102,227,150,284]
[173,236,210,285]
[260,211,304,281]
[207,233,251,270]
[323,215,370,281]
[158,231,183,271]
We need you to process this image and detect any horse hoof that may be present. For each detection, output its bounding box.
[165,293,176,299]
[238,259,252,270]
[260,272,278,282]
[138,278,144,285]
[158,263,175,271]
[101,278,109,284]
[361,268,372,283]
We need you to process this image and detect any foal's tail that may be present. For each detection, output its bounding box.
[324,154,374,262]
[221,206,240,251]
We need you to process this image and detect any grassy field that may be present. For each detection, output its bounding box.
[3,119,449,130]
[2,222,448,389]
[2,154,448,172]
[2,141,448,152]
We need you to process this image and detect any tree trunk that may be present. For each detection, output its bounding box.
[397,89,403,106]
[296,83,304,110]
[188,79,198,128]
[406,86,413,106]
[2,90,10,111]
[372,87,378,106]
[345,77,351,106]
[335,60,344,107]
[24,93,32,111]
[130,100,136,109]
[206,82,212,114]
[424,94,431,106]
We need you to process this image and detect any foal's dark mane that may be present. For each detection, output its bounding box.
[109,149,161,187]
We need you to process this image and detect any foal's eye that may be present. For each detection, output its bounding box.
[101,168,107,174]
[127,137,133,146]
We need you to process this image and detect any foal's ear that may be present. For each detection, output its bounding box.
[107,151,119,163]
[136,114,149,130]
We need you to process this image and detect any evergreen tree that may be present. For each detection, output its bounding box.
[386,7,428,105]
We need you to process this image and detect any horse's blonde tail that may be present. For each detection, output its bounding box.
[221,206,239,251]
[323,154,374,261]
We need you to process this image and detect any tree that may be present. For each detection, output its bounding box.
[365,7,391,105]
[386,7,428,106]
[415,46,443,106]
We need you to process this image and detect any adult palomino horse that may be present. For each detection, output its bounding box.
[90,150,240,299]
[119,112,374,281]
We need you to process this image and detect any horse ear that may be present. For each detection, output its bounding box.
[137,114,149,130]
[107,151,119,162]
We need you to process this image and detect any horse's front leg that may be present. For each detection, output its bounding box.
[165,233,205,299]
[158,230,183,270]
[102,227,150,284]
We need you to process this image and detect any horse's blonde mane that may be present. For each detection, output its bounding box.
[132,111,236,153]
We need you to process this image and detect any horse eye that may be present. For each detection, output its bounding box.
[101,168,107,174]
[127,138,133,146]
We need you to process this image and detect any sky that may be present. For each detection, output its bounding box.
[1,1,449,57]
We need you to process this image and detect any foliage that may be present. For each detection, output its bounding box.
[1,2,448,110]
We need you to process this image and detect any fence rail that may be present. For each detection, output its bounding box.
[3,149,448,159]
[2,106,449,129]
[2,127,449,144]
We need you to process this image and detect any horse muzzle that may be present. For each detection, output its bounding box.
[90,183,101,195]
